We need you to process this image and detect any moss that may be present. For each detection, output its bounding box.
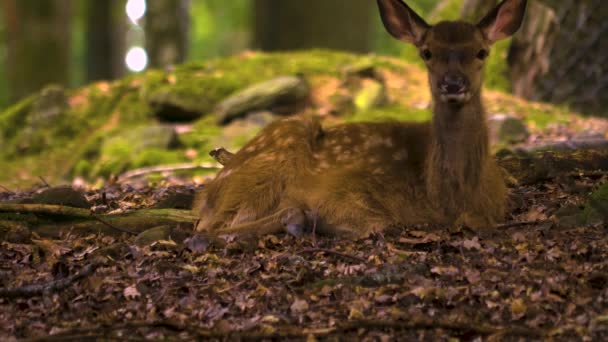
[484,39,512,92]
[132,149,186,168]
[525,106,571,129]
[141,50,402,116]
[347,105,431,123]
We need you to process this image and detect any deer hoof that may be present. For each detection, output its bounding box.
[285,223,309,238]
[281,207,308,237]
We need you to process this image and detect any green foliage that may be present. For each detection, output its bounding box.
[524,106,571,129]
[347,105,431,123]
[484,39,512,92]
[189,0,251,60]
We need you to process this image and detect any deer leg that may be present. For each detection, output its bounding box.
[216,207,309,238]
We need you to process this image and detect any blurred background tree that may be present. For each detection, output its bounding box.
[2,0,72,103]
[0,0,605,115]
[145,0,189,69]
[252,0,374,53]
[85,0,126,82]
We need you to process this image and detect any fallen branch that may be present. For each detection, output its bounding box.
[0,204,197,238]
[90,215,137,235]
[116,162,222,183]
[0,203,91,217]
[497,147,608,184]
[0,262,101,298]
[495,220,548,229]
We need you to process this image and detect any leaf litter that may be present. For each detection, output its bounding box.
[0,174,607,341]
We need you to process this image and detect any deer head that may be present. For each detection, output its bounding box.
[377,0,527,106]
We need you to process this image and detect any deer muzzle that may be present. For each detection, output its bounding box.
[438,74,470,103]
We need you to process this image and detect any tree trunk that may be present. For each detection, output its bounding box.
[460,0,497,22]
[508,1,558,100]
[252,0,374,53]
[85,0,126,82]
[508,0,607,115]
[2,0,72,103]
[144,0,190,69]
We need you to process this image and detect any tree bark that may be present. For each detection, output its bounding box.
[2,0,72,103]
[252,0,374,53]
[85,0,126,82]
[144,0,190,69]
[508,1,558,100]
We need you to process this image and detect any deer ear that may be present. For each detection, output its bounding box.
[477,0,527,43]
[377,0,429,44]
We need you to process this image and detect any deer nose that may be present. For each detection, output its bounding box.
[439,75,467,94]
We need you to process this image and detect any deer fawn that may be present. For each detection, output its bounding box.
[193,0,527,239]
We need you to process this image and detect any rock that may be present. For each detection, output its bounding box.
[214,76,309,125]
[153,191,195,209]
[212,111,278,150]
[91,125,181,176]
[19,85,70,154]
[489,114,530,144]
[147,89,207,122]
[29,186,91,209]
[30,85,69,124]
[353,79,386,112]
[342,59,379,79]
[134,225,173,247]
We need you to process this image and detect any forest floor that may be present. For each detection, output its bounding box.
[0,170,607,341]
[1,51,608,340]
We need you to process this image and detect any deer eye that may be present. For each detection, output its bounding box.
[421,49,432,61]
[477,49,489,60]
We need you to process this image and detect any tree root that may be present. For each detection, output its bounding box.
[0,204,197,238]
[0,262,102,298]
[0,203,91,217]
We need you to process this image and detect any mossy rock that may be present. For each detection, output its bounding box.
[89,125,182,177]
[0,49,596,188]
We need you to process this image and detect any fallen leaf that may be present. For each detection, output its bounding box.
[124,285,141,300]
[430,265,459,276]
[291,299,309,314]
[462,237,481,250]
[511,298,527,319]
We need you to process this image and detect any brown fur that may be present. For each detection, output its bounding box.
[193,0,527,239]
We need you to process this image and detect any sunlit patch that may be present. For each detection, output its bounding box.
[125,47,148,72]
[126,0,146,24]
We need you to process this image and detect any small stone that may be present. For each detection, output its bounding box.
[30,185,91,209]
[489,113,530,144]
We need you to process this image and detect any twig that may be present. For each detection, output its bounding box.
[495,220,549,229]
[90,215,136,235]
[0,203,91,217]
[0,262,101,298]
[38,176,51,188]
[0,184,14,193]
[299,247,367,263]
[117,162,222,183]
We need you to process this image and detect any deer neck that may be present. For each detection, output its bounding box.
[425,92,489,212]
